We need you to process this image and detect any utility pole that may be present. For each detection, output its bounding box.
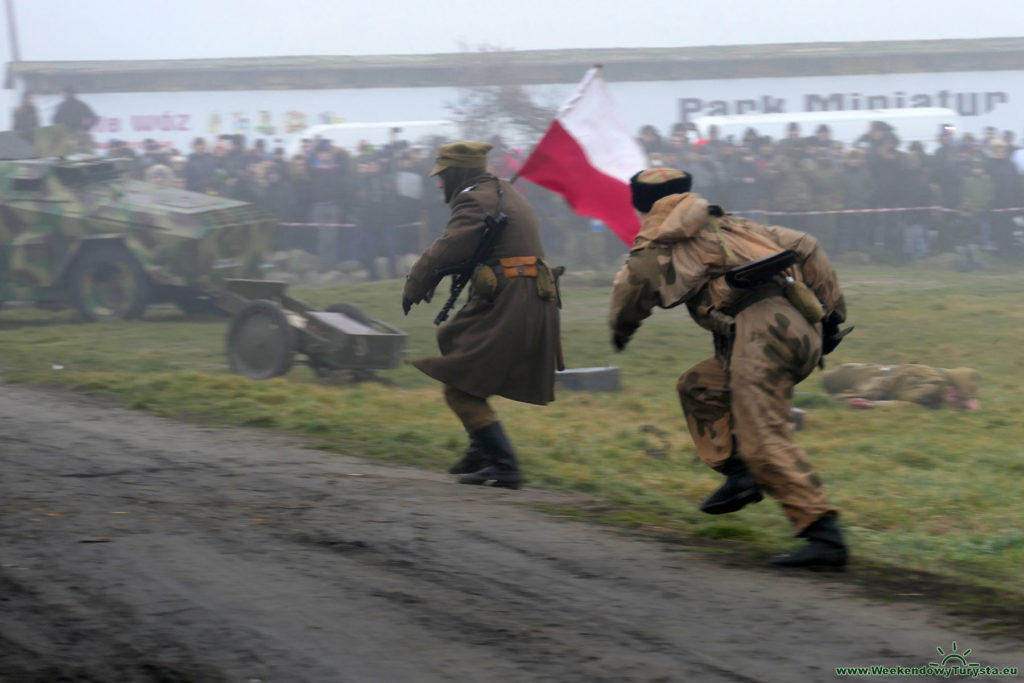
[5,0,21,63]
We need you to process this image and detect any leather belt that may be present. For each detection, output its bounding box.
[724,282,785,316]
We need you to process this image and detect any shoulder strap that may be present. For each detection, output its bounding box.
[710,217,741,266]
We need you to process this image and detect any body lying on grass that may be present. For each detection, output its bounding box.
[822,363,980,411]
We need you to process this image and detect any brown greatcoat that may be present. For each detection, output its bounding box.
[404,173,560,405]
[609,192,847,533]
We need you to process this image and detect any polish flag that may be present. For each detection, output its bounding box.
[517,66,647,245]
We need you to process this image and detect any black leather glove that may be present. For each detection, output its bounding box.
[401,292,414,316]
[612,330,632,352]
[822,313,853,355]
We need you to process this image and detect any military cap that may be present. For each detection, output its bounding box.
[429,141,493,176]
[629,168,692,213]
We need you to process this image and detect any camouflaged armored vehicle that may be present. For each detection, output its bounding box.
[0,127,274,321]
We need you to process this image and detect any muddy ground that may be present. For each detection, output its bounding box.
[0,385,1020,682]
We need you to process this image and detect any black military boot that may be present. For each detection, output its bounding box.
[447,432,487,474]
[458,422,522,489]
[770,515,848,570]
[699,453,763,515]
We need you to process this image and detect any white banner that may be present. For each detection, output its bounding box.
[24,68,1024,153]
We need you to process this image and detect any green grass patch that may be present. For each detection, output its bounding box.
[3,265,1024,601]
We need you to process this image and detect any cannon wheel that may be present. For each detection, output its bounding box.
[226,299,297,380]
[325,302,374,326]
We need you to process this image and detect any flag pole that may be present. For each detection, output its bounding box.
[506,63,605,187]
[5,0,22,63]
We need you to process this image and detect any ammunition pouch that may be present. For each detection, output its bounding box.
[486,256,560,303]
[535,259,558,301]
[470,263,498,300]
[499,256,537,278]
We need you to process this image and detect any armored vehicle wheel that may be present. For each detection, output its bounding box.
[70,244,151,322]
[325,302,373,326]
[226,299,297,380]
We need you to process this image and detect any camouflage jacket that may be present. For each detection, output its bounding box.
[609,192,846,340]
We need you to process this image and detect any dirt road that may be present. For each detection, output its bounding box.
[0,385,1019,682]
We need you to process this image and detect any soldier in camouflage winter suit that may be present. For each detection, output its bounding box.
[609,168,850,569]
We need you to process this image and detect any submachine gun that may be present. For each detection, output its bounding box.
[433,181,508,325]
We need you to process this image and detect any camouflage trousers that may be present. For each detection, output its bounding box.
[443,384,498,433]
[677,297,837,534]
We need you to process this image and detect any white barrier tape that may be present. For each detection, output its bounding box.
[277,221,426,228]
[278,222,358,227]
[731,206,1024,216]
[278,211,1024,227]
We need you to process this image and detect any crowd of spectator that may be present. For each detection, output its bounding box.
[14,87,1024,270]
[637,120,1024,261]
[111,118,1023,271]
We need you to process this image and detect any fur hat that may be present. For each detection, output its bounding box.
[629,168,692,213]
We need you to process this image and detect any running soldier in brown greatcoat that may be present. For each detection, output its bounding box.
[402,142,561,489]
[609,168,852,568]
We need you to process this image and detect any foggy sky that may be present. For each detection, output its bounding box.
[4,0,1024,116]
[4,0,1024,63]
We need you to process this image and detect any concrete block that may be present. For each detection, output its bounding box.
[555,366,621,393]
[374,257,393,280]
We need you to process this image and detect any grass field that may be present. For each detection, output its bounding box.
[2,263,1023,605]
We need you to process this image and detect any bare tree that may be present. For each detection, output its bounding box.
[446,43,556,148]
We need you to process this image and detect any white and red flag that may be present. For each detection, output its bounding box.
[517,66,647,245]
